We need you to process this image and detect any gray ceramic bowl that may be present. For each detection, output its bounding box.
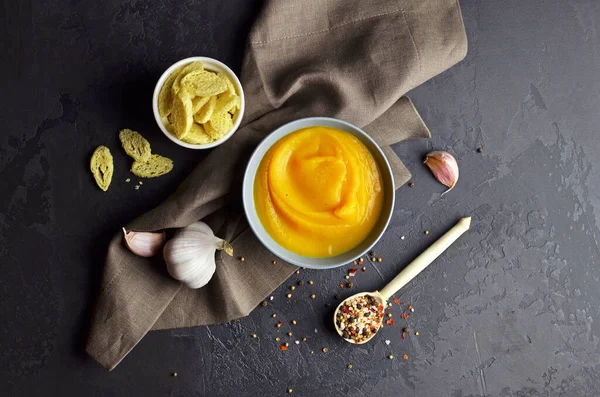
[242,117,395,269]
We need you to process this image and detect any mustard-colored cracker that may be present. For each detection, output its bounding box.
[171,61,205,95]
[181,70,228,97]
[192,96,210,114]
[119,128,151,161]
[90,146,114,191]
[181,123,213,145]
[158,65,184,117]
[194,95,217,124]
[214,93,240,115]
[171,90,194,139]
[218,72,237,95]
[131,154,173,178]
[207,112,234,138]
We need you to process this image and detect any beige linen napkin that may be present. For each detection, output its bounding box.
[87,0,467,370]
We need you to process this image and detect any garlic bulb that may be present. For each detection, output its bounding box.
[424,151,459,195]
[123,228,166,257]
[163,221,233,289]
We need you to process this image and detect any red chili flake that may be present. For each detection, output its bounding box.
[401,313,411,320]
[401,331,406,340]
[280,344,288,351]
[377,305,384,311]
[393,298,399,304]
[343,307,350,314]
[386,318,395,325]
[339,283,345,288]
[408,305,414,312]
[348,268,358,276]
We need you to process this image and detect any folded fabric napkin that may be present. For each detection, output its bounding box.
[87,0,467,370]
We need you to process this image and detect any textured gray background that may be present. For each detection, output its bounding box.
[2,0,600,396]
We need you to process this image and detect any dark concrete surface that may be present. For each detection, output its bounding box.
[2,0,600,396]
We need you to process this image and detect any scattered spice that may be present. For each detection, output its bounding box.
[287,332,293,337]
[302,337,307,341]
[347,364,353,369]
[285,342,289,347]
[273,260,278,264]
[261,301,268,307]
[295,270,300,274]
[134,185,140,190]
[280,344,288,351]
[408,305,414,312]
[322,348,329,353]
[388,355,394,360]
[276,321,283,328]
[401,235,405,240]
[290,286,296,291]
[298,281,304,286]
[386,318,395,325]
[335,294,384,343]
[401,312,411,320]
[403,354,409,360]
[387,313,393,318]
[408,182,415,187]
[370,251,376,256]
[339,283,345,288]
[311,294,316,299]
[377,258,382,262]
[346,282,353,288]
[345,275,350,279]
[371,257,376,261]
[393,298,399,304]
[126,178,131,183]
[270,296,274,301]
[361,267,366,272]
[415,331,420,336]
[138,181,143,185]
[359,257,364,263]
[251,333,257,338]
[272,313,277,318]
[424,230,429,235]
[276,337,280,341]
[308,280,314,285]
[477,147,484,153]
[287,388,293,393]
[403,327,409,332]
[172,372,178,377]
[240,257,245,262]
[401,331,406,340]
[353,260,357,265]
[287,293,292,299]
[295,340,300,345]
[291,320,297,325]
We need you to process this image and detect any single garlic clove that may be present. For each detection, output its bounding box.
[423,151,459,195]
[122,227,167,257]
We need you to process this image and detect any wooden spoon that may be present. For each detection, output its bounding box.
[334,217,471,344]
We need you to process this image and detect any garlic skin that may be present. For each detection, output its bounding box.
[424,151,459,195]
[123,228,166,257]
[163,221,233,289]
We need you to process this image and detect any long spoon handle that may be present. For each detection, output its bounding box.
[378,217,471,300]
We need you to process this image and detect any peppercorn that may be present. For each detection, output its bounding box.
[290,286,296,291]
[353,260,357,265]
[261,301,268,307]
[359,257,364,263]
[287,293,292,298]
[347,364,353,369]
[291,320,297,325]
[362,267,366,272]
[239,257,245,262]
[311,294,316,299]
[371,257,376,261]
[388,355,394,359]
[276,337,280,341]
[403,327,409,333]
[251,333,257,338]
[285,342,289,347]
[403,354,409,360]
[346,282,353,288]
[273,260,278,264]
[287,389,293,393]
[345,275,350,279]
[295,270,300,274]
[287,332,292,337]
[377,258,382,262]
[308,280,314,285]
[272,313,277,318]
[477,147,484,153]
[408,182,415,187]
[298,281,304,286]
[172,372,178,377]
[276,323,282,328]
[415,331,420,336]
[387,313,392,317]
[424,230,429,235]
[302,337,307,341]
[322,348,328,353]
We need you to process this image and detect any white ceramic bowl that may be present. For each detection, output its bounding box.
[242,117,395,269]
[152,56,245,149]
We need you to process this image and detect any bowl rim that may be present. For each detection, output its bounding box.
[242,117,395,269]
[152,56,246,150]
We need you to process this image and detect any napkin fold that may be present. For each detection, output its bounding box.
[87,0,467,370]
